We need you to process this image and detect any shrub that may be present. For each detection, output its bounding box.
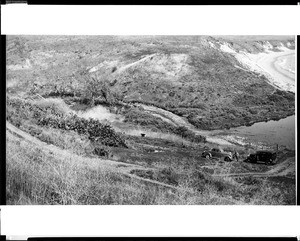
[130,169,155,180]
[173,126,190,138]
[6,96,127,148]
[249,108,258,115]
[93,146,111,157]
[82,75,116,105]
[157,167,179,186]
[37,114,127,147]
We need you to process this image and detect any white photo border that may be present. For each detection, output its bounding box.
[1,4,299,238]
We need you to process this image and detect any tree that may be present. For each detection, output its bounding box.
[84,74,115,105]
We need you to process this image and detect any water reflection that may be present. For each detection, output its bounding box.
[217,115,295,150]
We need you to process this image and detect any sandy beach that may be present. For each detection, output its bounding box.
[274,54,295,80]
[247,49,295,92]
[219,41,295,93]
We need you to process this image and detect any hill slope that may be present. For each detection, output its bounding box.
[7,36,295,130]
[6,36,296,205]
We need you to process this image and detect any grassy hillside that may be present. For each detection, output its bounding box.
[7,36,295,130]
[6,36,296,205]
[7,123,295,205]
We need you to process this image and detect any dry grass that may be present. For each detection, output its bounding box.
[6,121,295,205]
[6,36,295,205]
[22,123,94,156]
[115,126,197,148]
[6,132,172,205]
[6,130,243,205]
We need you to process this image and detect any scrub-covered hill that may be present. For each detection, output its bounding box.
[6,36,296,205]
[7,35,295,131]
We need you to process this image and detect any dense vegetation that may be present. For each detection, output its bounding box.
[123,106,206,142]
[6,36,295,130]
[7,130,295,204]
[6,97,127,148]
[6,36,295,205]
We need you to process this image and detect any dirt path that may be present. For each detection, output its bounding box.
[6,122,138,170]
[212,157,295,179]
[138,103,235,146]
[212,172,294,179]
[265,157,295,176]
[117,54,157,72]
[6,121,187,191]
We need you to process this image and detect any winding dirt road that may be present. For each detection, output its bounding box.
[211,157,295,179]
[6,122,186,191]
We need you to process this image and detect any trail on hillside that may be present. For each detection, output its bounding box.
[6,122,187,191]
[138,104,235,146]
[6,122,139,170]
[213,172,294,179]
[117,54,157,72]
[211,158,295,178]
[265,157,295,176]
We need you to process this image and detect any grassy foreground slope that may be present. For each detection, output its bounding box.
[7,121,295,205]
[7,36,295,130]
[6,36,296,205]
[6,96,295,205]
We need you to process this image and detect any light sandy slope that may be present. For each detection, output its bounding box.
[273,54,295,80]
[7,58,32,70]
[77,105,124,122]
[140,104,195,128]
[117,54,157,72]
[218,42,295,92]
[245,50,295,92]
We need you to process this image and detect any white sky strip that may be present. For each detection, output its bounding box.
[1,5,300,35]
[1,4,299,239]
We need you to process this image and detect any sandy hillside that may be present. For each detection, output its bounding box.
[248,50,295,92]
[218,41,295,93]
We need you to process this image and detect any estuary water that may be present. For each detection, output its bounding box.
[215,51,295,150]
[211,115,295,150]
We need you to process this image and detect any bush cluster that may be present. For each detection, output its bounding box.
[93,146,111,157]
[6,97,127,148]
[36,114,127,147]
